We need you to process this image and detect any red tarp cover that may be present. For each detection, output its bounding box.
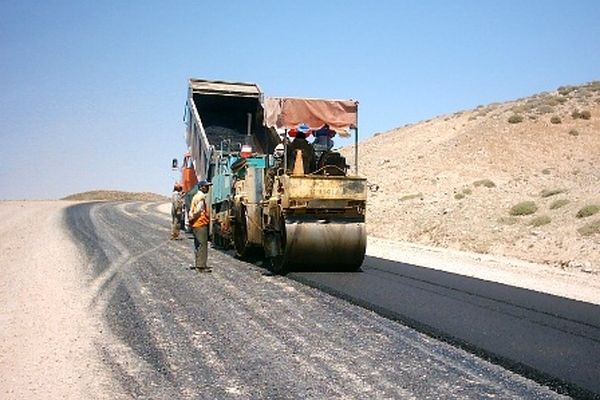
[265,97,358,137]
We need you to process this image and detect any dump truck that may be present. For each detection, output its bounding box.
[178,78,367,273]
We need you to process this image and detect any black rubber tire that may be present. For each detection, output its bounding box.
[232,204,251,259]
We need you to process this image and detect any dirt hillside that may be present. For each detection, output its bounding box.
[348,81,600,272]
[62,190,168,202]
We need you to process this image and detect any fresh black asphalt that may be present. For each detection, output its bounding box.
[63,201,580,399]
[291,257,600,398]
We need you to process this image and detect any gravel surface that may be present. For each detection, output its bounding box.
[0,201,114,399]
[1,200,572,399]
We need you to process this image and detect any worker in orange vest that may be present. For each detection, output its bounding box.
[188,180,212,272]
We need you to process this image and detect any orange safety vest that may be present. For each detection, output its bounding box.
[190,193,210,228]
[193,205,210,228]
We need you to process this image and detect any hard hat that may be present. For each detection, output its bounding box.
[297,123,310,133]
[274,143,285,158]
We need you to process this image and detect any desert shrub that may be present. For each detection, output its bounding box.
[578,220,600,236]
[587,81,600,91]
[400,193,422,202]
[510,201,538,216]
[550,199,570,210]
[541,188,566,198]
[543,96,561,106]
[454,193,465,200]
[569,129,580,136]
[498,216,519,225]
[576,205,600,218]
[473,179,496,188]
[529,215,551,227]
[541,168,551,175]
[537,105,554,114]
[580,110,592,120]
[462,188,472,195]
[571,110,582,119]
[550,116,562,124]
[574,89,591,98]
[508,114,524,124]
[557,96,568,104]
[558,86,575,96]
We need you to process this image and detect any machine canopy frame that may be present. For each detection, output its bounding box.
[264,97,358,137]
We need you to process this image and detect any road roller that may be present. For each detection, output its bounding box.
[178,78,367,274]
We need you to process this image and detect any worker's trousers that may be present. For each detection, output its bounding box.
[193,226,209,269]
[171,211,182,238]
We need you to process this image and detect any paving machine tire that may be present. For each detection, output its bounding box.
[232,202,257,259]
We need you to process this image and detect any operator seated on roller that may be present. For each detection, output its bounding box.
[265,143,285,198]
[313,124,336,151]
[286,123,316,174]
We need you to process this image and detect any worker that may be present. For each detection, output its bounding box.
[313,123,336,150]
[265,143,285,198]
[287,123,316,173]
[188,179,213,272]
[170,183,184,240]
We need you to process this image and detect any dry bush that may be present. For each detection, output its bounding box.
[529,215,551,227]
[558,86,576,96]
[576,205,600,218]
[541,188,566,198]
[537,105,554,114]
[498,216,519,225]
[569,129,580,136]
[549,199,570,210]
[550,116,562,124]
[510,201,538,216]
[580,110,592,120]
[542,96,561,106]
[454,193,465,200]
[508,114,524,124]
[473,179,496,188]
[400,193,422,202]
[578,220,600,236]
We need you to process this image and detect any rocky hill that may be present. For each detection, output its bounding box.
[62,190,168,202]
[349,81,600,272]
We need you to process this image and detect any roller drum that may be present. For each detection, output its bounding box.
[282,217,366,271]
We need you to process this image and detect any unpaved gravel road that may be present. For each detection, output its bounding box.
[1,201,570,399]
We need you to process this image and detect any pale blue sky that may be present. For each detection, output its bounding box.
[1,0,599,199]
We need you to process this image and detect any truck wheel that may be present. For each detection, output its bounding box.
[233,204,251,258]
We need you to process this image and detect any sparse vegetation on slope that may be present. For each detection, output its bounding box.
[346,80,600,270]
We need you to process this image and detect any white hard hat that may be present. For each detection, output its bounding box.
[274,144,285,157]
